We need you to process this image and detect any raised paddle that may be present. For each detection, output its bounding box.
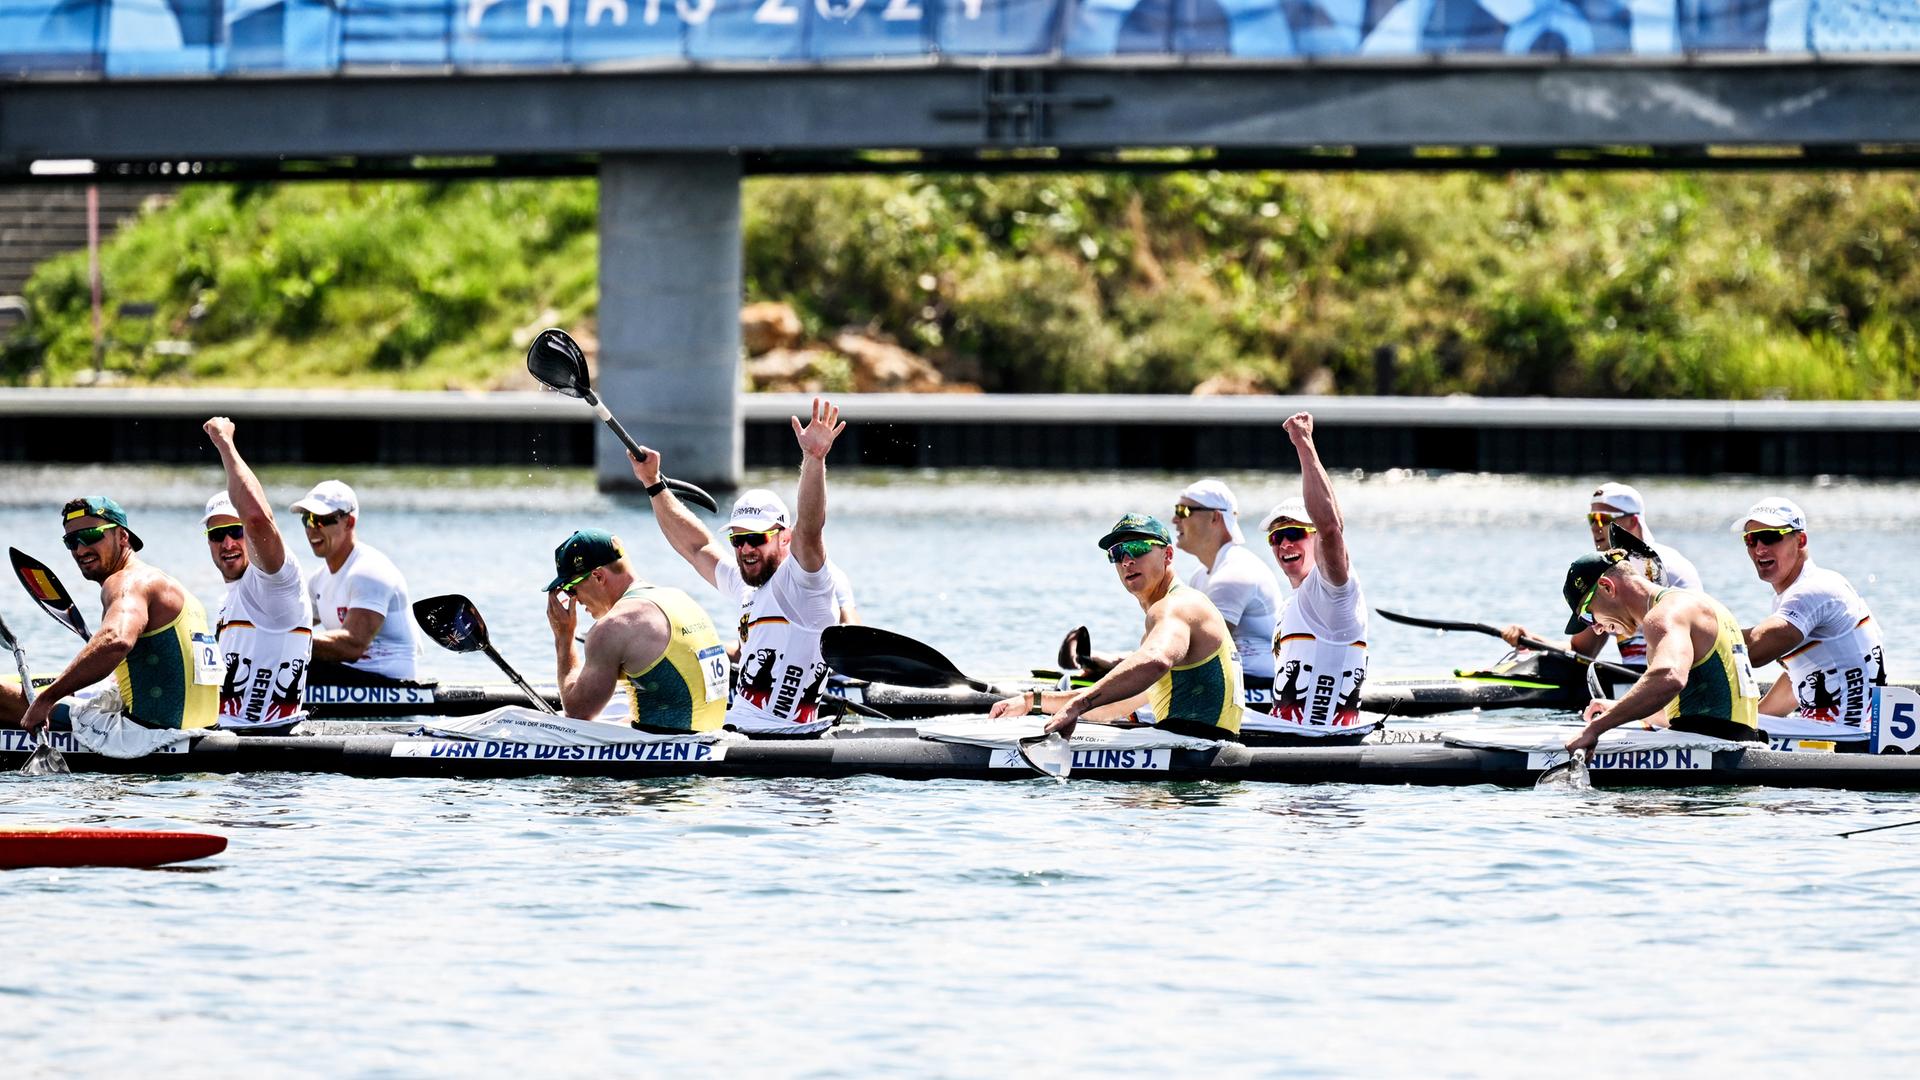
[412,594,557,715]
[2,605,68,775]
[820,625,1003,695]
[1375,608,1641,683]
[10,547,89,640]
[524,328,720,513]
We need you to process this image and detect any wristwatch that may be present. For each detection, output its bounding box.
[643,480,667,497]
[1030,688,1045,713]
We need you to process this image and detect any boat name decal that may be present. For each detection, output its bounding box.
[0,730,188,754]
[1526,748,1709,771]
[306,685,436,706]
[989,747,1171,771]
[391,739,729,763]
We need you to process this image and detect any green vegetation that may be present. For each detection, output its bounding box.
[8,171,1920,398]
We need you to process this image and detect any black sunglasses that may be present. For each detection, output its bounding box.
[205,524,245,543]
[302,511,348,529]
[1743,528,1798,548]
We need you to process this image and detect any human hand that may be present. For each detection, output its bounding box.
[628,446,662,487]
[545,589,578,641]
[791,398,846,459]
[1283,412,1314,444]
[204,416,236,446]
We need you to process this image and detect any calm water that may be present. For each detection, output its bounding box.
[4,466,1920,1076]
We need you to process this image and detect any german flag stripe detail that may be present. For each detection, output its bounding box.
[21,569,61,603]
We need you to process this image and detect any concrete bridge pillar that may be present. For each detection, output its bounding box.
[595,153,742,492]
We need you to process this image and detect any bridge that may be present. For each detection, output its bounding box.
[4,0,1918,486]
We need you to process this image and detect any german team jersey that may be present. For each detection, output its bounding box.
[619,583,728,733]
[116,587,220,730]
[1254,566,1368,730]
[1769,561,1886,731]
[215,558,313,728]
[1653,588,1761,733]
[712,554,837,734]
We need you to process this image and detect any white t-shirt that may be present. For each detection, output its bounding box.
[1769,560,1886,731]
[713,553,838,733]
[1188,542,1282,684]
[829,561,856,617]
[1615,541,1701,666]
[1252,566,1368,731]
[216,557,314,728]
[308,542,419,680]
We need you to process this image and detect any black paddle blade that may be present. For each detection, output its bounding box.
[10,547,88,640]
[821,625,993,692]
[413,594,489,654]
[1057,625,1090,670]
[1606,523,1659,563]
[527,328,590,399]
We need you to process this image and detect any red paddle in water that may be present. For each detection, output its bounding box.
[0,827,226,869]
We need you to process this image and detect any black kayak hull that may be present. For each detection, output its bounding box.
[4,729,1917,791]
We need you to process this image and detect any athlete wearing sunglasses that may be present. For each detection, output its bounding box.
[1500,481,1703,673]
[1730,497,1887,734]
[1246,412,1372,739]
[3,495,220,735]
[291,478,418,683]
[991,512,1243,742]
[203,417,314,730]
[632,397,849,737]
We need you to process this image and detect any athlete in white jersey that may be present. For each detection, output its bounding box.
[636,398,847,736]
[1253,413,1370,733]
[1502,482,1703,668]
[1173,478,1281,696]
[202,417,313,730]
[295,479,419,682]
[1734,497,1887,734]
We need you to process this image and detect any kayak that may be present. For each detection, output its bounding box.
[3,724,1917,791]
[0,827,227,869]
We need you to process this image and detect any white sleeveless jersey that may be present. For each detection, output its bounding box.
[216,558,314,728]
[714,555,838,734]
[1252,566,1369,731]
[1771,561,1886,731]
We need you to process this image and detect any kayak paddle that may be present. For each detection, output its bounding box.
[412,594,558,714]
[524,328,720,513]
[10,547,89,640]
[1,605,68,775]
[820,625,1003,695]
[1017,732,1073,781]
[1374,608,1640,682]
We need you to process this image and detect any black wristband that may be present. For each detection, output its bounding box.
[643,480,667,498]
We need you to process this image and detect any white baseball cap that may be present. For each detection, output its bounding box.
[202,492,239,525]
[1260,496,1312,534]
[291,480,359,518]
[1589,482,1645,516]
[1731,497,1807,534]
[727,488,791,533]
[1176,478,1244,544]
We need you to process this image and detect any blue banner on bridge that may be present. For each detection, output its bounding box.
[1,0,1915,75]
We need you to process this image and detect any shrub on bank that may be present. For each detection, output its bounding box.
[5,170,1918,398]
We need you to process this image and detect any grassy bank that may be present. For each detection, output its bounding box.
[8,171,1919,397]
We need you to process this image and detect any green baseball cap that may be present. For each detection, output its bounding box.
[1562,550,1625,633]
[1096,513,1172,551]
[62,496,143,551]
[544,528,623,591]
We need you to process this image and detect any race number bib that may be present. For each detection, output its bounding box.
[191,631,223,686]
[696,644,728,702]
[1730,644,1760,700]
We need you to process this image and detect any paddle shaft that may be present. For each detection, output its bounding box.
[1839,819,1920,839]
[1376,608,1640,683]
[1,613,34,706]
[481,643,559,715]
[582,394,719,513]
[2,611,66,773]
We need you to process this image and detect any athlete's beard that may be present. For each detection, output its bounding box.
[741,548,782,587]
